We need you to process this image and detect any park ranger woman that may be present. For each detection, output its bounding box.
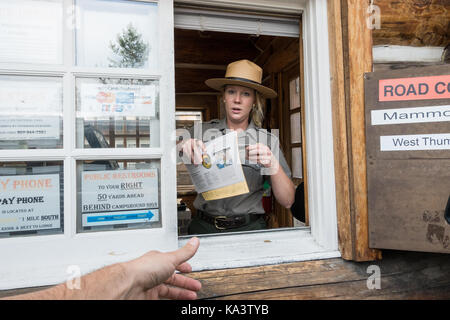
[181,59,295,234]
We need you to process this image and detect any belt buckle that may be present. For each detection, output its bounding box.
[214,215,228,230]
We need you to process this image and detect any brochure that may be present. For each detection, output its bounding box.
[185,131,249,201]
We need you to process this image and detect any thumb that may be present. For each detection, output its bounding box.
[170,237,200,267]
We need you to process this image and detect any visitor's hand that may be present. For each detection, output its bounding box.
[122,237,202,300]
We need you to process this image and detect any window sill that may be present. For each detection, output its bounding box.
[178,227,341,271]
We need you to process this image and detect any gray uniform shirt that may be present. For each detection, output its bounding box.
[185,118,292,217]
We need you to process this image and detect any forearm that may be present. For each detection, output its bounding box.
[269,161,295,208]
[3,262,132,300]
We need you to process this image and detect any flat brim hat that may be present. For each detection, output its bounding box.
[205,59,277,99]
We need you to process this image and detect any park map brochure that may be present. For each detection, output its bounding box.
[186,131,249,201]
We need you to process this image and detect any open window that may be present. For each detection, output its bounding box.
[174,3,340,270]
[174,10,305,232]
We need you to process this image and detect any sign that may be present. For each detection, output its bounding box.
[379,74,450,102]
[0,1,62,65]
[0,174,61,233]
[81,169,159,227]
[0,79,62,140]
[82,210,158,227]
[380,133,450,151]
[0,116,60,140]
[371,105,450,125]
[365,65,450,254]
[79,83,157,118]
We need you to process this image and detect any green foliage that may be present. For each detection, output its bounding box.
[109,23,149,68]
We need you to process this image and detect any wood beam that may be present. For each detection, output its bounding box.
[328,0,352,260]
[328,0,382,261]
[175,63,227,70]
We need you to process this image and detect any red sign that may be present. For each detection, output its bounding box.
[379,74,450,102]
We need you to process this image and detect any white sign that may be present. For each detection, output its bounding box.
[380,133,450,151]
[0,79,62,140]
[0,116,60,140]
[79,83,157,118]
[0,1,62,64]
[0,79,62,114]
[0,174,61,233]
[81,169,159,226]
[372,105,450,125]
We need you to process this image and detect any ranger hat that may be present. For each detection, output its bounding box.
[205,59,277,98]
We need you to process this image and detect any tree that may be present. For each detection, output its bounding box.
[109,23,149,68]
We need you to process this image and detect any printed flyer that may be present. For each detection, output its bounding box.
[0,1,62,65]
[0,116,60,140]
[186,131,249,200]
[0,79,62,140]
[79,83,157,118]
[81,168,159,227]
[0,174,61,233]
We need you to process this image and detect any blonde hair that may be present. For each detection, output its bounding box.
[222,86,265,128]
[252,92,265,128]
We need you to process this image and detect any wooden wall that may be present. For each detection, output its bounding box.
[373,0,450,47]
[328,0,449,261]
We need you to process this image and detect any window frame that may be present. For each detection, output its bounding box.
[175,0,340,271]
[0,0,178,290]
[0,0,340,289]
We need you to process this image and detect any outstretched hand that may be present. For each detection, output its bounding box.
[123,237,202,300]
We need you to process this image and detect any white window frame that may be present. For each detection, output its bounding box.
[0,0,340,290]
[175,0,340,271]
[0,0,178,290]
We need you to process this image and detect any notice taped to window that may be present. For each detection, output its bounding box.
[0,116,60,140]
[81,169,159,227]
[79,83,157,118]
[185,131,249,201]
[0,174,61,233]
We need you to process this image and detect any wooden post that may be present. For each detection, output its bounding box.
[328,0,382,261]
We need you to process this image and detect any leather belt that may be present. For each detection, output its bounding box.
[197,211,260,230]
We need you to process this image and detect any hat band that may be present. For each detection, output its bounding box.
[225,76,261,86]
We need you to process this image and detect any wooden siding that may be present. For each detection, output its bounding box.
[189,250,450,299]
[373,0,450,47]
[1,250,448,300]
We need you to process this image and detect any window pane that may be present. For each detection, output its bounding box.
[75,77,160,148]
[75,0,159,69]
[292,147,303,179]
[0,76,63,149]
[289,77,300,110]
[0,161,64,238]
[76,159,161,233]
[175,111,203,129]
[0,0,63,65]
[290,112,301,144]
